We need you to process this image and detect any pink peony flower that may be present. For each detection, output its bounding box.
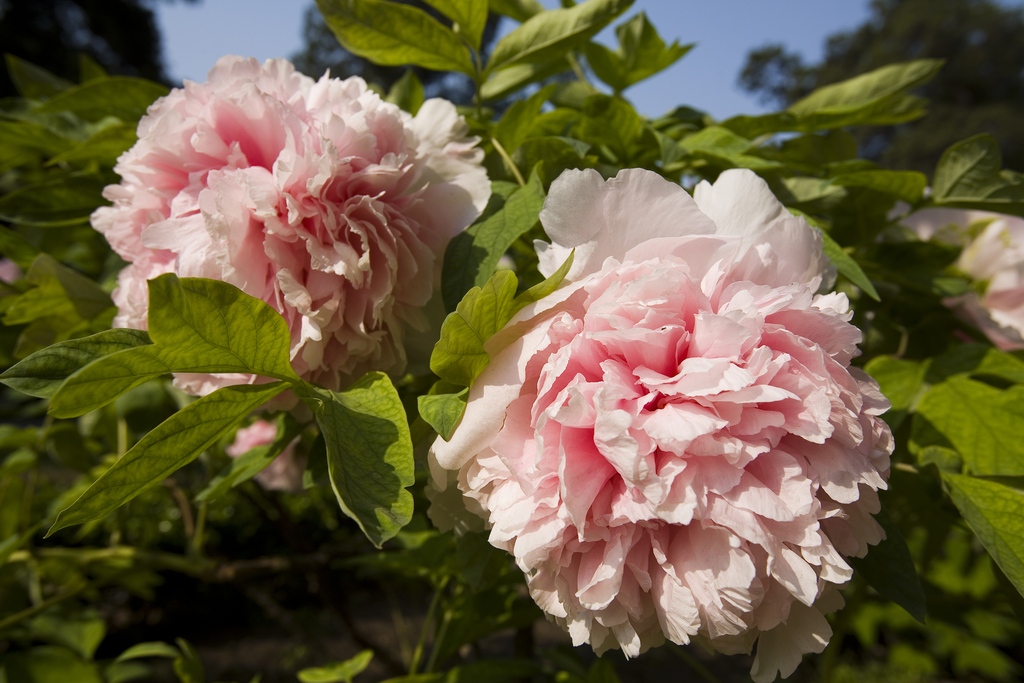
[92,56,489,394]
[902,208,1024,350]
[227,419,305,493]
[430,168,892,682]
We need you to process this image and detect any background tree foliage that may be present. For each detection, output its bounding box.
[738,0,1024,172]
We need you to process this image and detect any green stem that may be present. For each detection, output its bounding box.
[491,137,526,187]
[425,608,452,673]
[191,502,207,557]
[0,577,87,630]
[408,577,448,674]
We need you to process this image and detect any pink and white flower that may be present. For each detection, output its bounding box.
[92,55,489,393]
[902,208,1024,350]
[430,168,892,682]
[226,420,304,493]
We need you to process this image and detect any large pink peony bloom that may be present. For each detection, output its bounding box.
[902,208,1024,350]
[92,56,489,393]
[226,420,305,493]
[430,168,892,682]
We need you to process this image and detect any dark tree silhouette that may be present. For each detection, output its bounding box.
[739,0,1024,172]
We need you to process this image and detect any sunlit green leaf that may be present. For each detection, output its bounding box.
[584,12,692,92]
[830,170,927,204]
[297,650,373,683]
[34,77,169,123]
[423,0,488,50]
[47,122,136,167]
[487,0,633,72]
[48,382,288,536]
[931,134,1024,215]
[479,59,570,101]
[385,70,425,115]
[418,382,468,441]
[864,355,927,429]
[114,642,182,664]
[316,0,475,75]
[488,0,544,22]
[297,374,414,548]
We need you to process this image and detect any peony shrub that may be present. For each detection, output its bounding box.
[92,55,489,394]
[430,168,893,682]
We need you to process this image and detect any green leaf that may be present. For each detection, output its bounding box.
[418,382,468,441]
[584,12,692,92]
[492,84,557,152]
[479,59,570,101]
[431,270,519,386]
[385,70,425,115]
[927,344,1024,385]
[47,122,136,167]
[488,0,544,22]
[511,136,593,185]
[50,275,298,418]
[678,126,782,171]
[574,94,647,163]
[847,505,927,622]
[442,168,545,311]
[487,0,634,73]
[4,55,73,99]
[931,134,1024,215]
[788,60,942,131]
[78,54,107,83]
[864,356,927,429]
[2,253,111,326]
[47,382,288,536]
[943,473,1024,599]
[172,638,204,683]
[296,374,414,548]
[512,247,574,310]
[0,175,107,227]
[316,0,475,75]
[0,226,40,270]
[297,650,374,683]
[423,0,488,50]
[914,376,1024,476]
[114,642,182,664]
[33,77,169,123]
[28,608,106,659]
[195,414,300,503]
[830,170,927,204]
[0,645,103,683]
[1,328,151,399]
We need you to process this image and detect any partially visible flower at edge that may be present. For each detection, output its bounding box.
[429,168,893,683]
[901,208,1024,350]
[92,55,489,395]
[226,419,305,493]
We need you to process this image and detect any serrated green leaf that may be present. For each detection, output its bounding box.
[316,0,475,75]
[195,414,300,503]
[848,505,927,622]
[584,12,691,92]
[943,473,1024,599]
[296,374,414,548]
[418,383,468,441]
[48,382,287,536]
[442,168,545,311]
[33,77,169,123]
[488,0,544,22]
[50,275,298,418]
[385,70,425,115]
[930,134,1024,215]
[0,328,151,399]
[487,0,633,73]
[422,0,488,50]
[0,175,107,226]
[47,122,136,167]
[297,650,374,683]
[830,170,927,204]
[915,376,1024,476]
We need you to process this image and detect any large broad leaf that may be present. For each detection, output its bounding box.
[316,0,475,75]
[848,505,927,623]
[297,374,414,548]
[480,59,571,101]
[830,170,927,205]
[488,0,544,22]
[930,134,1024,215]
[49,275,299,418]
[0,175,107,226]
[34,77,169,123]
[787,60,942,132]
[442,168,545,311]
[913,375,1024,476]
[584,12,692,92]
[432,252,573,387]
[422,0,488,50]
[1,328,151,399]
[943,473,1024,599]
[486,0,634,73]
[48,382,288,536]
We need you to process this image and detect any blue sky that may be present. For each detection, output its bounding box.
[152,1,1000,120]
